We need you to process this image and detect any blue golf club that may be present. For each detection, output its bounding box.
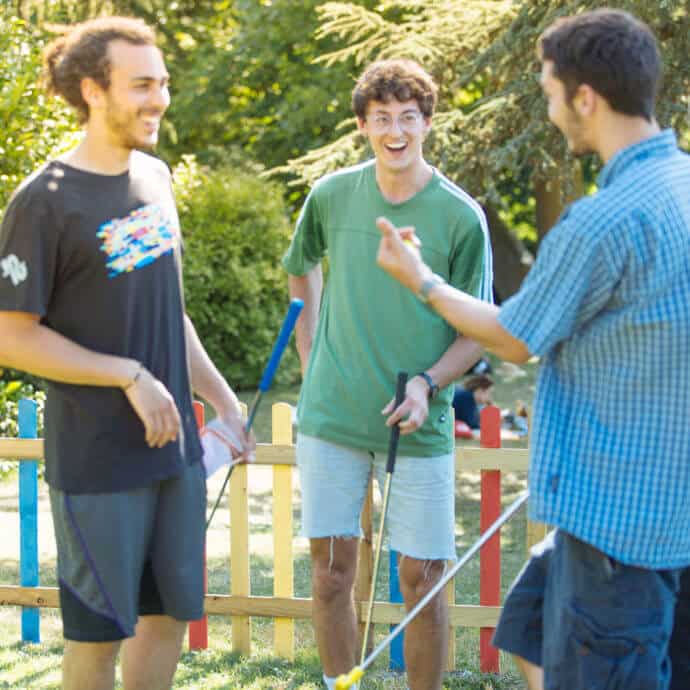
[206,298,304,530]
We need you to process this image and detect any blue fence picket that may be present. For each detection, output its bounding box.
[389,549,404,670]
[18,398,40,643]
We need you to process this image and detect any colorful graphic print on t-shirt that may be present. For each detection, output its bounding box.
[97,204,177,278]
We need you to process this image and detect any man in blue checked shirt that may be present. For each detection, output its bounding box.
[376,9,690,690]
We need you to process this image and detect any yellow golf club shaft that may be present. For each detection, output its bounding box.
[360,372,407,664]
[337,491,529,688]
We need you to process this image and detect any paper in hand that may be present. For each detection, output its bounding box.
[200,418,253,478]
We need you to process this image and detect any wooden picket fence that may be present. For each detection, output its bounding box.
[0,400,546,673]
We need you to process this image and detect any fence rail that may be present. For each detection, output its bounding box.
[0,400,545,674]
[0,439,529,469]
[0,586,503,627]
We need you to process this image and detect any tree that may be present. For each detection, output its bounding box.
[282,0,689,298]
[0,9,80,218]
[159,0,374,179]
[17,0,372,183]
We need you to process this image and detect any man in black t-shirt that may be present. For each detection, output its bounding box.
[0,17,252,690]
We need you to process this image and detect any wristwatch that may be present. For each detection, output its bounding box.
[417,274,445,304]
[417,371,439,399]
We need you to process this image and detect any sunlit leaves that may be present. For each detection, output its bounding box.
[0,11,80,218]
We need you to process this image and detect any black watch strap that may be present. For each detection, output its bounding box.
[417,371,439,399]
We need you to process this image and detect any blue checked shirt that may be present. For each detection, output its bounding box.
[499,130,690,568]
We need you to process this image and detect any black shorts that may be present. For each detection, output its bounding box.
[50,462,206,642]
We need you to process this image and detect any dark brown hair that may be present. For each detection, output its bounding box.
[351,59,438,120]
[463,375,494,393]
[538,9,661,121]
[43,16,157,123]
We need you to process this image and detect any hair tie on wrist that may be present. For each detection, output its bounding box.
[123,364,145,391]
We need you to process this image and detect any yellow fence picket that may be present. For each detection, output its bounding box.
[527,520,548,550]
[272,402,294,659]
[230,462,251,654]
[230,402,251,655]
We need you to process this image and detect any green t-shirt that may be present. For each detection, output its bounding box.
[283,160,493,456]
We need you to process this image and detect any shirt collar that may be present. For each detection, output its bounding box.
[597,129,678,188]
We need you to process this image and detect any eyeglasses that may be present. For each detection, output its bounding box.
[366,111,425,133]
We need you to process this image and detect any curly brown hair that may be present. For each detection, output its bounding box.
[43,16,157,124]
[351,59,438,120]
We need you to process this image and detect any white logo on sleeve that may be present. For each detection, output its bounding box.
[0,254,28,286]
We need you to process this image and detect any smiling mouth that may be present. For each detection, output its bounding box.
[385,142,407,152]
[140,112,162,126]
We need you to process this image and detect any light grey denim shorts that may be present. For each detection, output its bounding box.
[296,433,456,561]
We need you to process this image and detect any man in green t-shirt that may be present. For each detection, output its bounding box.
[283,59,493,690]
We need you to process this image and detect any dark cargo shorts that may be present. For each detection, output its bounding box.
[493,530,688,690]
[50,461,206,642]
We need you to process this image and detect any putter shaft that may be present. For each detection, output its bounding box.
[359,490,529,673]
[360,474,392,663]
[359,371,407,663]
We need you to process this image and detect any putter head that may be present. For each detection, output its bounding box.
[335,667,363,689]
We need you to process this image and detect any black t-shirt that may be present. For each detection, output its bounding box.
[0,152,203,493]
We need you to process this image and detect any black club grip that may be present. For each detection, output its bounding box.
[386,371,408,473]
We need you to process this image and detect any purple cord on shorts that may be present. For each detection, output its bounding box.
[64,493,128,637]
[58,576,127,634]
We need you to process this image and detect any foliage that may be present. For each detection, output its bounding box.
[161,0,361,174]
[0,373,45,478]
[496,169,539,248]
[314,0,514,69]
[284,0,690,206]
[8,0,686,299]
[13,0,373,214]
[173,156,299,390]
[0,9,81,219]
[25,0,368,181]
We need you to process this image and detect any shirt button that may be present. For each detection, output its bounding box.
[550,475,559,492]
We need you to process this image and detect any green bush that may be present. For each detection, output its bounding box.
[0,12,81,219]
[174,156,300,390]
[0,374,45,478]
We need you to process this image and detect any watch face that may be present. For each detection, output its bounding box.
[419,278,435,303]
[418,275,444,303]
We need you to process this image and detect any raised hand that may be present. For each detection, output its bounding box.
[375,216,428,292]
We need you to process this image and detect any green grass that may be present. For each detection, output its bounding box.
[0,356,538,689]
